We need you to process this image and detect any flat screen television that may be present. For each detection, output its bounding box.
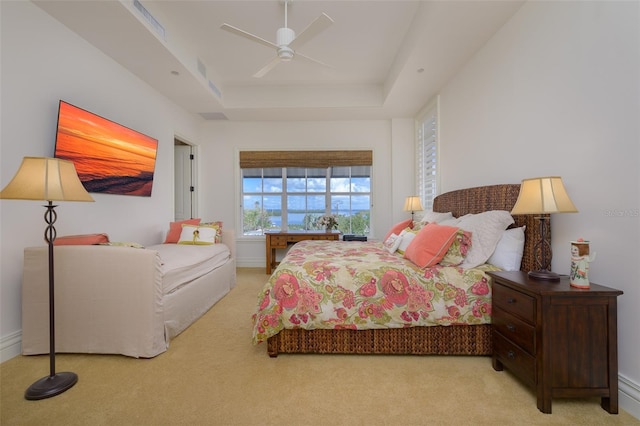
[54,100,158,197]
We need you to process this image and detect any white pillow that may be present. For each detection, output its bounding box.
[419,211,454,224]
[396,229,417,255]
[438,217,462,227]
[488,226,526,271]
[457,210,515,269]
[178,225,217,245]
[383,233,402,253]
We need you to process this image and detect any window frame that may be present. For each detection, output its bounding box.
[238,151,373,237]
[415,97,440,211]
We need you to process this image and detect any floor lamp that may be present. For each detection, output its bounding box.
[403,196,423,221]
[511,176,578,281]
[0,157,94,400]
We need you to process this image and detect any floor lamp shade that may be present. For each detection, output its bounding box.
[511,176,578,280]
[0,157,94,202]
[0,157,93,400]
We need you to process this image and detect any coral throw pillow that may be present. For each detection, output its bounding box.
[383,218,413,242]
[404,223,459,268]
[164,218,201,243]
[54,233,110,246]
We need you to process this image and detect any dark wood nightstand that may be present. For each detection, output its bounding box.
[487,271,623,414]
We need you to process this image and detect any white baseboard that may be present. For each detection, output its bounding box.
[0,330,22,363]
[620,373,640,420]
[236,258,265,268]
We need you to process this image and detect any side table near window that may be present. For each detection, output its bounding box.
[487,271,623,414]
[265,231,340,274]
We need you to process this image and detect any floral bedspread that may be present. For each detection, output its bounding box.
[252,240,500,344]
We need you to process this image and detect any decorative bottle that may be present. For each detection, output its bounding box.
[570,239,596,289]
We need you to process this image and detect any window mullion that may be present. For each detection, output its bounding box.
[281,167,288,230]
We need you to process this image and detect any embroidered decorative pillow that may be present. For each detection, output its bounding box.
[178,224,218,245]
[201,221,223,243]
[439,229,473,266]
[411,221,426,232]
[383,233,402,253]
[164,218,201,243]
[404,223,459,268]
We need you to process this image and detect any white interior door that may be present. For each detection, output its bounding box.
[174,144,194,220]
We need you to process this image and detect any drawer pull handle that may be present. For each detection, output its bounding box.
[506,324,516,332]
[507,350,515,359]
[507,297,516,304]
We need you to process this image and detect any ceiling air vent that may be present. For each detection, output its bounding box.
[133,0,166,40]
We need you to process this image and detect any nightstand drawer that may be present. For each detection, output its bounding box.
[493,283,535,323]
[493,307,535,354]
[493,333,536,386]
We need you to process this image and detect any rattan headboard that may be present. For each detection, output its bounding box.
[432,184,545,273]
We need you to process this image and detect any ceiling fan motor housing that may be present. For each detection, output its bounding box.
[276,27,295,60]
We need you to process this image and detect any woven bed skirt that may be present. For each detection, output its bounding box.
[266,324,492,357]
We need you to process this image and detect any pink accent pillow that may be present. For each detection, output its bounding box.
[404,223,459,268]
[384,219,413,242]
[164,218,201,243]
[54,233,110,246]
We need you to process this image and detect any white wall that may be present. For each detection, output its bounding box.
[438,1,639,417]
[0,2,202,360]
[197,119,414,267]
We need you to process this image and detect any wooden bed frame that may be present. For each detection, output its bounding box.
[266,184,546,357]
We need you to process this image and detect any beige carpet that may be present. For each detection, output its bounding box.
[1,268,638,426]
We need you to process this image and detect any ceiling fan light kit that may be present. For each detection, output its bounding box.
[277,28,295,61]
[220,0,333,77]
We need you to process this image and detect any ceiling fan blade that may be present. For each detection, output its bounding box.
[220,23,277,49]
[253,57,282,78]
[294,51,333,69]
[289,13,334,50]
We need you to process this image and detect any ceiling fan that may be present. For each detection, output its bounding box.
[220,0,334,78]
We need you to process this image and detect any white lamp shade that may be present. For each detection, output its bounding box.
[511,176,577,214]
[403,196,424,212]
[0,157,94,202]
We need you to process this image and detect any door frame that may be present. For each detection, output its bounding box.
[174,137,198,220]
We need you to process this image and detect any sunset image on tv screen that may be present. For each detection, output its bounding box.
[54,101,158,197]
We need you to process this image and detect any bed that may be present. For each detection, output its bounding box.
[253,184,545,357]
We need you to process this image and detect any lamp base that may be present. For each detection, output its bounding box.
[528,270,561,281]
[25,372,78,400]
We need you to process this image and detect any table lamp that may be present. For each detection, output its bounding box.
[403,196,423,221]
[511,176,578,281]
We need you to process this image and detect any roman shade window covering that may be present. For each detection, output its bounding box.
[239,150,373,169]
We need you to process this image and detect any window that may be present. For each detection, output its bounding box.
[416,99,439,210]
[240,151,372,236]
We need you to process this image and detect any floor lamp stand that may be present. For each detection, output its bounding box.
[24,201,78,400]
